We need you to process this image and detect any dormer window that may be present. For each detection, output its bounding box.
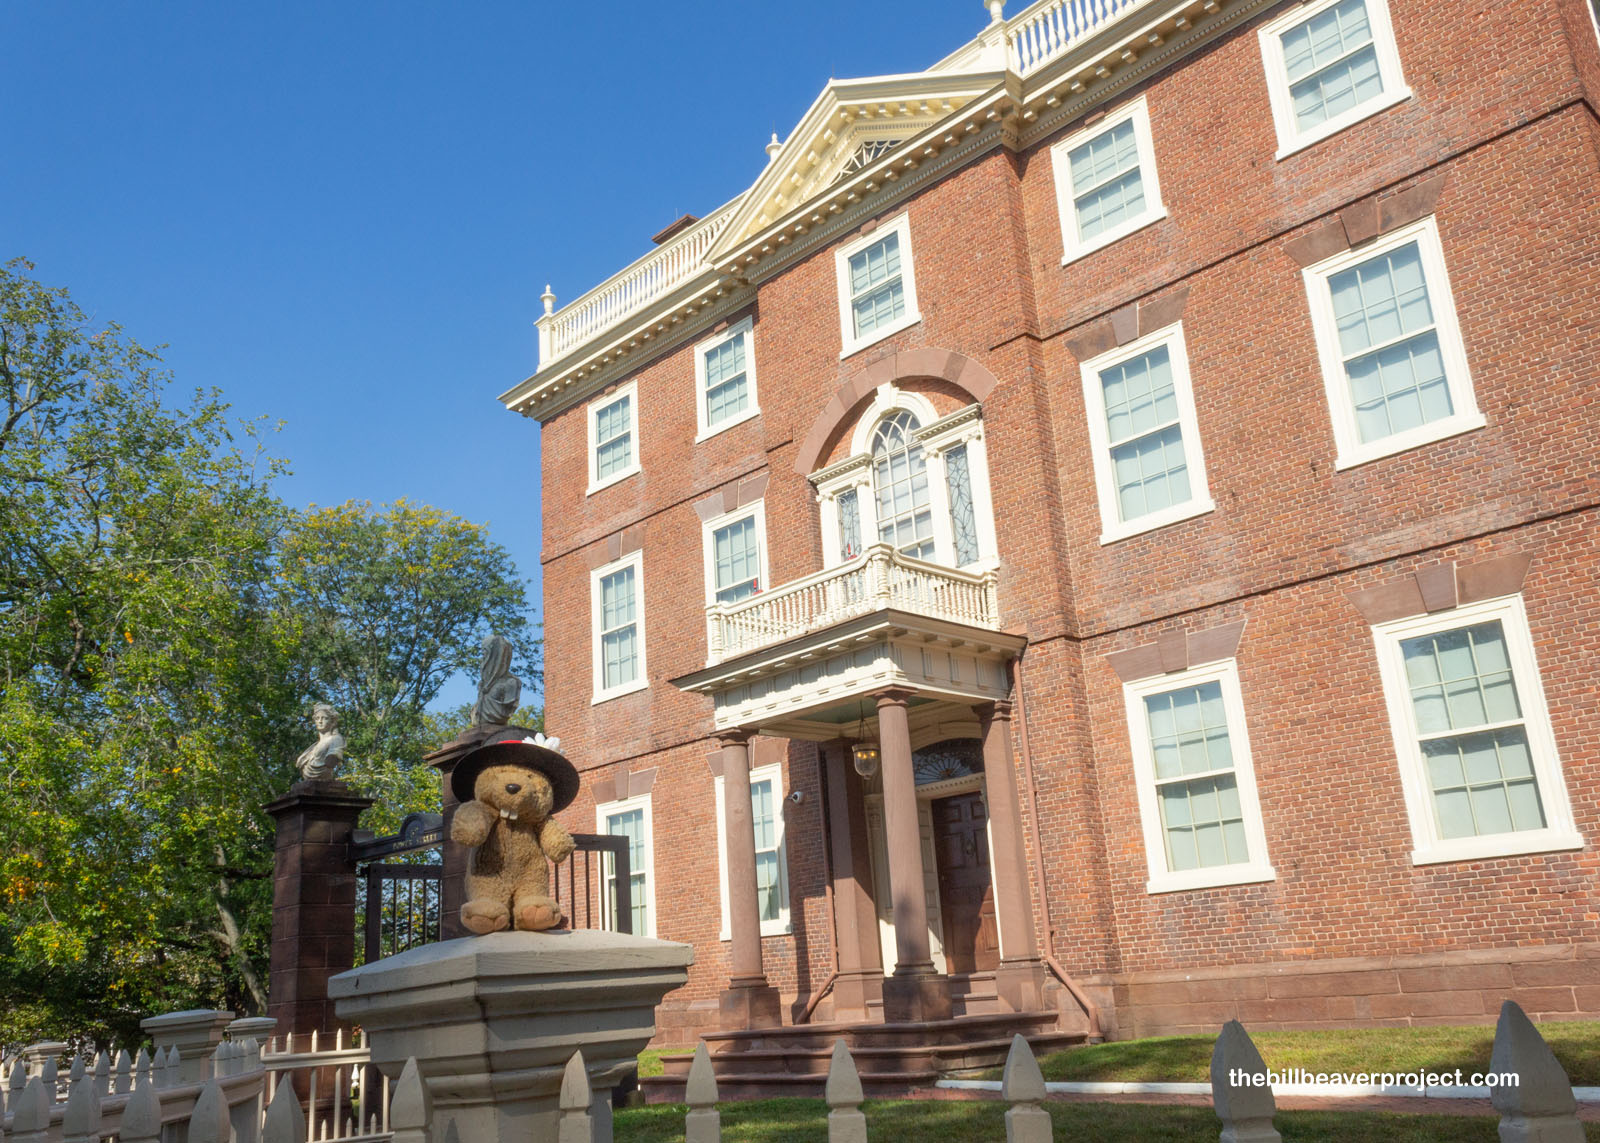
[813,392,996,572]
[835,214,922,358]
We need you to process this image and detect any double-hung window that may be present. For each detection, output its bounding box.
[1302,217,1482,469]
[1080,323,1214,544]
[835,213,921,358]
[1259,0,1410,157]
[695,318,760,439]
[1372,595,1580,865]
[1124,659,1274,893]
[1052,97,1166,262]
[587,381,640,493]
[591,551,646,702]
[702,502,769,610]
[597,794,654,937]
[716,761,791,937]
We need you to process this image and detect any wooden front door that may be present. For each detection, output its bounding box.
[930,792,999,974]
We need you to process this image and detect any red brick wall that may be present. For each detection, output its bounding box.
[530,0,1600,1040]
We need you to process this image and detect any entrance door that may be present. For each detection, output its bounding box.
[931,792,999,973]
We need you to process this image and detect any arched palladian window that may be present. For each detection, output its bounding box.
[812,387,997,571]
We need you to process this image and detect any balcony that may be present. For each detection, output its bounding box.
[705,544,1000,666]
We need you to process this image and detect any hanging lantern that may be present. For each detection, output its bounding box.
[851,742,881,778]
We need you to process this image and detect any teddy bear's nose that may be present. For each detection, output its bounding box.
[505,782,522,795]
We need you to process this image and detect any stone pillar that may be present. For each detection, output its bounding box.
[141,1010,234,1084]
[978,700,1049,1012]
[331,930,692,1143]
[876,689,951,1023]
[822,742,885,1023]
[718,731,782,1029]
[265,780,373,1041]
[424,726,498,942]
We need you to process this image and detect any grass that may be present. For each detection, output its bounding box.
[614,1099,1600,1141]
[1021,1021,1600,1086]
[637,1048,667,1079]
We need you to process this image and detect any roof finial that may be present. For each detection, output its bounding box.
[766,132,782,162]
[540,284,556,316]
[987,0,1005,24]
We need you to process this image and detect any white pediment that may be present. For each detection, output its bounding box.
[708,70,1004,262]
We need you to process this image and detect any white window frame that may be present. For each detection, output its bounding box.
[835,212,921,359]
[1371,594,1581,866]
[595,792,656,938]
[701,500,771,609]
[1302,216,1484,470]
[1123,658,1276,894]
[586,380,640,495]
[714,761,791,939]
[1051,96,1167,264]
[1590,0,1600,51]
[590,550,648,704]
[694,317,761,441]
[1079,322,1215,545]
[1258,0,1412,159]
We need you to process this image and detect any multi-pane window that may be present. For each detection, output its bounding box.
[837,488,862,561]
[696,319,759,439]
[712,515,762,604]
[1259,0,1409,155]
[1303,217,1481,468]
[1124,660,1274,893]
[1080,324,1213,543]
[601,802,652,937]
[592,554,645,700]
[716,761,791,938]
[588,382,639,492]
[871,411,935,559]
[945,444,980,566]
[1373,596,1580,864]
[1052,98,1165,261]
[835,214,920,357]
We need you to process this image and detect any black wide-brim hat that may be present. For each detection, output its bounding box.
[450,726,581,814]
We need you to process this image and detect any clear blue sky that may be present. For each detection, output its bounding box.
[3,1,995,708]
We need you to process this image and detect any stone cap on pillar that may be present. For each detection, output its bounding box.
[263,780,374,821]
[141,1009,235,1080]
[226,1016,278,1043]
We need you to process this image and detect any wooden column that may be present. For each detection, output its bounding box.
[979,699,1049,1012]
[823,741,885,1023]
[265,780,373,1040]
[718,731,781,1029]
[876,689,951,1022]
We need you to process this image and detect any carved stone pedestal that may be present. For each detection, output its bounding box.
[330,929,692,1143]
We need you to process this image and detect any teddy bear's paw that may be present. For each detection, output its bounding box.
[513,896,564,932]
[450,801,496,846]
[462,899,510,934]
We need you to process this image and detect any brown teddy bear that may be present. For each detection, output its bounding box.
[449,729,580,934]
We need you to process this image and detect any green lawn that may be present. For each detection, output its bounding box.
[1025,1022,1600,1086]
[615,1099,1600,1141]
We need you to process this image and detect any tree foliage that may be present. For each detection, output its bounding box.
[0,261,539,1047]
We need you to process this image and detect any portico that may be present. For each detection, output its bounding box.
[671,543,1048,1027]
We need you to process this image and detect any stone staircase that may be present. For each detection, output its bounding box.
[641,981,1084,1102]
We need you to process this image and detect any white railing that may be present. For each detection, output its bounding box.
[262,1028,389,1142]
[538,201,739,367]
[706,544,1000,664]
[1007,0,1150,75]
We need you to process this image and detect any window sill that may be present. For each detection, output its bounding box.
[719,922,794,942]
[1099,498,1215,546]
[1410,831,1583,866]
[1146,864,1276,895]
[586,466,641,496]
[592,679,649,705]
[695,406,762,443]
[840,312,922,361]
[1274,88,1413,160]
[1332,412,1486,471]
[1061,207,1169,266]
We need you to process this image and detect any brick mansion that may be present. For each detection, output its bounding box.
[494,0,1600,1049]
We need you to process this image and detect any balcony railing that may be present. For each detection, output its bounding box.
[705,544,1001,665]
[536,201,739,368]
[1007,0,1150,75]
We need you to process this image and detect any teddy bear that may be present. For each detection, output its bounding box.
[448,729,581,934]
